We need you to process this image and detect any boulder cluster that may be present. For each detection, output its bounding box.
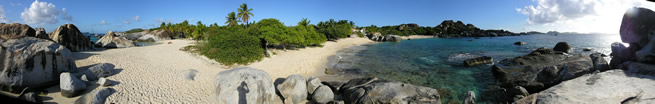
[504,7,655,103]
[365,32,402,42]
[214,67,444,104]
[95,29,173,48]
[0,23,117,103]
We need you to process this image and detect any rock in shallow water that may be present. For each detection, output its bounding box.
[214,67,278,104]
[0,37,76,93]
[60,72,87,98]
[276,74,308,104]
[492,44,594,93]
[553,42,572,53]
[463,91,475,104]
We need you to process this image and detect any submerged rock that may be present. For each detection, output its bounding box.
[60,72,87,98]
[0,37,76,93]
[463,91,476,104]
[214,67,278,104]
[515,70,655,103]
[514,41,526,45]
[340,77,441,104]
[49,24,93,52]
[463,56,493,66]
[276,74,308,104]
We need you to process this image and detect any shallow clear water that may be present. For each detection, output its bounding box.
[346,34,620,103]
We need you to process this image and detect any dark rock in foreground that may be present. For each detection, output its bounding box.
[49,24,93,52]
[214,67,279,104]
[0,37,76,93]
[620,7,655,46]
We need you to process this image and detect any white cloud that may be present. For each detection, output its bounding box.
[99,20,107,25]
[123,20,130,24]
[133,16,140,22]
[0,6,9,22]
[21,0,59,25]
[61,8,72,21]
[10,3,23,7]
[517,0,655,34]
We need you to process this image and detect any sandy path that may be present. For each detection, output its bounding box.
[42,37,373,103]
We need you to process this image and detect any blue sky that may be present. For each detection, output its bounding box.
[0,0,653,34]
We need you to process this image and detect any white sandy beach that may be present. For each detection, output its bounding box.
[41,37,374,103]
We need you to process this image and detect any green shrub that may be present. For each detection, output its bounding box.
[316,19,353,40]
[125,28,145,33]
[356,31,365,37]
[288,25,327,46]
[200,27,264,65]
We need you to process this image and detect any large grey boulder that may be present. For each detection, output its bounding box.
[553,42,572,53]
[312,85,334,104]
[590,52,610,71]
[97,77,111,87]
[384,35,402,42]
[620,7,655,46]
[0,37,76,93]
[276,74,308,104]
[355,82,441,104]
[214,67,278,104]
[610,42,636,69]
[89,63,114,78]
[75,87,115,104]
[515,70,655,103]
[60,72,87,98]
[340,78,441,104]
[95,31,136,48]
[307,77,323,95]
[49,24,93,52]
[0,23,36,39]
[492,46,594,93]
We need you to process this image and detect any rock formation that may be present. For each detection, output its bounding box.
[276,74,308,104]
[95,31,136,48]
[75,87,115,104]
[34,28,50,40]
[0,23,37,39]
[214,67,278,104]
[492,43,597,95]
[0,36,77,93]
[49,24,93,52]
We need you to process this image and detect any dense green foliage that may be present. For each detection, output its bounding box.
[249,18,326,48]
[316,19,353,40]
[200,27,264,65]
[125,28,145,33]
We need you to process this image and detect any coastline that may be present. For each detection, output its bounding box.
[38,36,374,103]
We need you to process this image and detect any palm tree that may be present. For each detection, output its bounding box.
[237,3,254,28]
[225,12,240,27]
[298,18,310,27]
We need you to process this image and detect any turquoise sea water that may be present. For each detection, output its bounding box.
[344,34,621,103]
